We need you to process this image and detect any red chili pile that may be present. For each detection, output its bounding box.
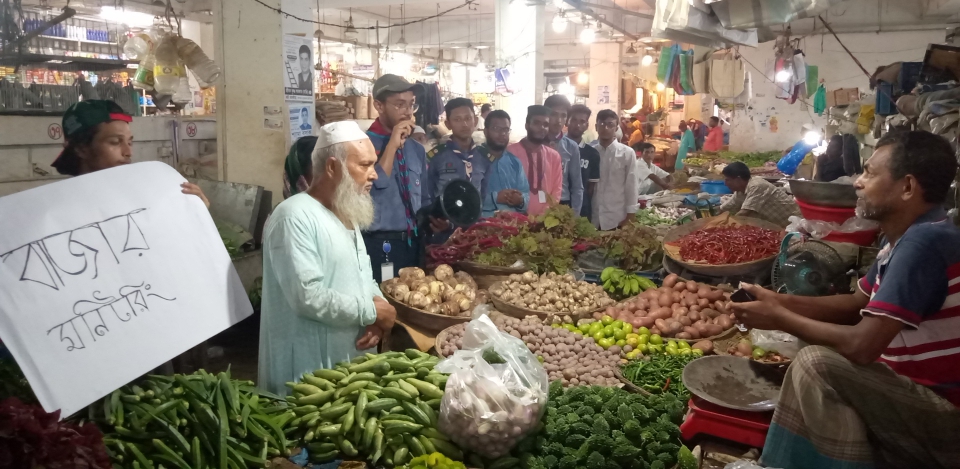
[426,212,529,267]
[671,225,781,265]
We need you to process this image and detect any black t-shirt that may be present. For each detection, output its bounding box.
[577,143,601,219]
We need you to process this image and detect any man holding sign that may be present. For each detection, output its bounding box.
[259,121,397,396]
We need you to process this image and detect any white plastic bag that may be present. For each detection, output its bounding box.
[749,329,800,358]
[785,216,879,239]
[435,315,548,458]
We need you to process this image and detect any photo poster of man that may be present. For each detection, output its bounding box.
[289,102,315,141]
[283,35,314,101]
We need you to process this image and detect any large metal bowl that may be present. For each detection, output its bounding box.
[682,355,783,412]
[662,216,784,277]
[788,179,858,208]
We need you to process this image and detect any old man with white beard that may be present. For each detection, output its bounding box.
[258,121,397,396]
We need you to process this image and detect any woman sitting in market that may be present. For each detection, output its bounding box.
[815,135,846,182]
[51,100,209,207]
[719,161,800,227]
[730,130,960,469]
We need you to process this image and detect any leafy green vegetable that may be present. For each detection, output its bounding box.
[633,209,674,227]
[598,225,661,272]
[714,150,782,168]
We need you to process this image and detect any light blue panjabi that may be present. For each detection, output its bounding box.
[258,193,382,396]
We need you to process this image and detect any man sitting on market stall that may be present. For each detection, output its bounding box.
[592,109,639,230]
[259,121,397,396]
[479,110,529,218]
[731,130,960,469]
[719,161,800,227]
[635,142,672,195]
[508,105,563,217]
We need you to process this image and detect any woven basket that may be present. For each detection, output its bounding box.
[380,288,470,333]
[488,281,603,321]
[434,325,462,358]
[457,261,526,290]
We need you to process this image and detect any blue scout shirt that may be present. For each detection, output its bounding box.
[552,134,584,214]
[425,139,490,203]
[366,132,430,232]
[478,145,530,218]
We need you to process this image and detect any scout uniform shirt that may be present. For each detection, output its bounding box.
[426,140,490,202]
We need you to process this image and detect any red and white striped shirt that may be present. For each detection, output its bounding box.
[858,208,960,406]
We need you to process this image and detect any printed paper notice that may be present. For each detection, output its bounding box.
[289,102,315,141]
[0,162,253,418]
[283,35,315,102]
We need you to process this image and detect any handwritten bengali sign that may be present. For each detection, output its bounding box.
[0,162,252,418]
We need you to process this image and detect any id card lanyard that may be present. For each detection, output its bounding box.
[381,241,394,281]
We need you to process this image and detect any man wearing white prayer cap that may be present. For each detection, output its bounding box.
[258,121,397,395]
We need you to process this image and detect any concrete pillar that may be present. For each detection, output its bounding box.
[587,42,622,121]
[494,0,544,132]
[214,0,286,199]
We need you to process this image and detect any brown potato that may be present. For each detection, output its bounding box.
[694,322,711,336]
[668,321,683,335]
[650,326,661,335]
[716,315,734,329]
[686,281,698,293]
[688,311,701,322]
[701,308,719,319]
[654,318,669,333]
[679,317,692,327]
[706,289,725,302]
[692,340,714,353]
[675,306,689,316]
[672,292,682,303]
[689,305,701,313]
[658,294,673,307]
[704,324,724,336]
[682,326,701,339]
[676,332,693,340]
[673,282,687,292]
[696,286,710,298]
[698,298,710,308]
[663,274,680,289]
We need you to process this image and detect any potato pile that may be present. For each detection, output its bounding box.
[593,273,737,340]
[490,271,615,315]
[381,265,487,317]
[438,312,621,387]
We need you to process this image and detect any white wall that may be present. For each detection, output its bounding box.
[587,42,622,120]
[730,29,944,152]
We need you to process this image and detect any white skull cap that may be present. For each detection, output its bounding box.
[316,121,369,149]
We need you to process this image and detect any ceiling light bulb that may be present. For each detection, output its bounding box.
[656,82,665,91]
[552,15,567,33]
[577,70,588,85]
[579,27,595,44]
[641,54,653,66]
[775,69,792,83]
[803,130,821,145]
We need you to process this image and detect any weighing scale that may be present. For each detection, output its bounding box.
[680,356,782,448]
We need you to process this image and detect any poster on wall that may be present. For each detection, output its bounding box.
[597,85,610,105]
[0,162,253,418]
[289,102,315,141]
[283,34,315,102]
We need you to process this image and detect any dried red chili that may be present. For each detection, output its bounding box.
[669,225,780,265]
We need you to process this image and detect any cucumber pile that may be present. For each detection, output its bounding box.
[95,369,297,469]
[291,349,462,467]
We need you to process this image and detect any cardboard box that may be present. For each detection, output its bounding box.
[832,87,860,106]
[826,89,836,108]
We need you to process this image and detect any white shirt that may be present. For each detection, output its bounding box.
[636,158,670,195]
[590,139,639,230]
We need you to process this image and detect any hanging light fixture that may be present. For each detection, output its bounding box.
[579,25,595,44]
[656,82,665,91]
[397,4,407,48]
[577,70,589,85]
[552,14,567,33]
[626,43,637,55]
[344,8,358,37]
[641,54,653,66]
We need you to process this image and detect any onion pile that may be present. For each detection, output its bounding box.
[593,273,737,340]
[438,312,621,387]
[490,271,615,315]
[381,265,488,317]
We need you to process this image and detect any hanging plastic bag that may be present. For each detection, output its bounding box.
[785,215,879,238]
[435,315,548,459]
[813,84,827,115]
[657,46,676,83]
[749,329,801,358]
[777,140,816,176]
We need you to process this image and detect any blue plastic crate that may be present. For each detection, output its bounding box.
[700,180,732,195]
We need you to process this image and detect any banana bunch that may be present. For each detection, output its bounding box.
[600,267,656,299]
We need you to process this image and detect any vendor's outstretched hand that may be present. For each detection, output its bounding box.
[429,216,451,233]
[181,182,210,208]
[729,283,786,330]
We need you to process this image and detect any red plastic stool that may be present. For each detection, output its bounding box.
[680,397,773,448]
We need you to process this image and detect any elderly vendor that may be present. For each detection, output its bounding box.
[731,131,960,469]
[719,162,800,227]
[258,121,397,396]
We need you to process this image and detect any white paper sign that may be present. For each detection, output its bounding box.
[283,34,315,102]
[0,162,253,417]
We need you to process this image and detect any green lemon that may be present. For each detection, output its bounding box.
[537,355,545,363]
[599,338,615,349]
[588,323,603,335]
[621,323,634,334]
[752,348,767,360]
[612,320,624,330]
[647,344,662,354]
[602,325,617,337]
[564,324,578,333]
[666,346,679,356]
[625,337,639,347]
[667,340,678,349]
[626,350,641,360]
[678,341,691,350]
[637,327,651,336]
[614,329,627,341]
[592,331,606,343]
[637,335,649,345]
[616,339,627,347]
[692,349,704,357]
[636,344,649,354]
[649,334,663,346]
[579,323,592,333]
[601,315,614,326]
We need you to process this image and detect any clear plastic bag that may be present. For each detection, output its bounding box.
[785,216,879,238]
[435,315,549,458]
[724,461,782,469]
[749,329,800,358]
